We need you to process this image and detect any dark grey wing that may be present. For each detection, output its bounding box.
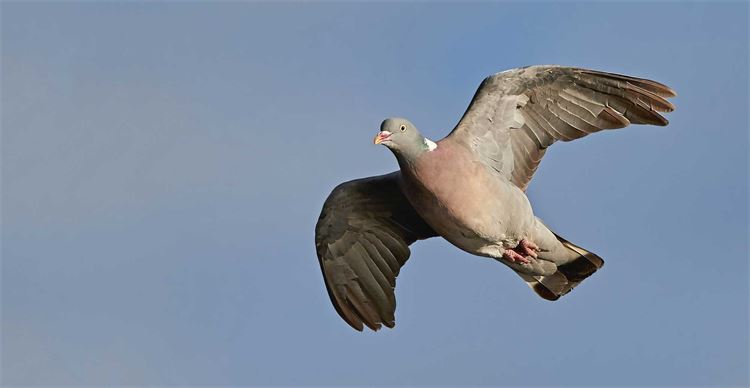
[315,172,437,331]
[446,66,676,191]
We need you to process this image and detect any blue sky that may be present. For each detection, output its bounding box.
[2,2,747,386]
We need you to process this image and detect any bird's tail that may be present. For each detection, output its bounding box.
[516,233,604,301]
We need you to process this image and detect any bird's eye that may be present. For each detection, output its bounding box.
[400,124,406,132]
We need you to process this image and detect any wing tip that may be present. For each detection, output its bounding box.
[349,321,365,332]
[348,318,391,332]
[599,106,631,128]
[576,67,677,98]
[660,87,677,98]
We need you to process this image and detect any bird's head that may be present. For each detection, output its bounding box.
[374,118,435,160]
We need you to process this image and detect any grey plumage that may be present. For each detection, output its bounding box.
[315,173,435,331]
[315,65,676,331]
[448,66,675,191]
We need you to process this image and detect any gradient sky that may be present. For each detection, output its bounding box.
[2,2,748,386]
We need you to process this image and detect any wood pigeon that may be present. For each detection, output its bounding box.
[315,65,676,331]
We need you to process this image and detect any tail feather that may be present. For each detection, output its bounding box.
[518,233,604,301]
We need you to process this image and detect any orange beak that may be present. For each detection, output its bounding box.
[373,131,392,145]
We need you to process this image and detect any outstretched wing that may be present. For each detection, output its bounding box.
[315,172,436,331]
[446,66,676,191]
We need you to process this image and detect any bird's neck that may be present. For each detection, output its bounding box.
[392,137,437,166]
[423,137,438,151]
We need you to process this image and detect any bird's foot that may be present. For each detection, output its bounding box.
[502,239,540,264]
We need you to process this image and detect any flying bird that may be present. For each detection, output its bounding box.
[315,65,676,331]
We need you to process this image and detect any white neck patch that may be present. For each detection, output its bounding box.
[423,138,438,151]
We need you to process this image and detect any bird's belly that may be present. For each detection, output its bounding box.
[403,161,535,255]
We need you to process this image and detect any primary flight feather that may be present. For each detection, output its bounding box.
[315,65,676,331]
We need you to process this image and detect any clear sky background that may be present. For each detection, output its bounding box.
[2,2,748,386]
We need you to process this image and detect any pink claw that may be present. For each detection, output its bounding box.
[502,239,540,264]
[519,239,540,258]
[503,248,531,264]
